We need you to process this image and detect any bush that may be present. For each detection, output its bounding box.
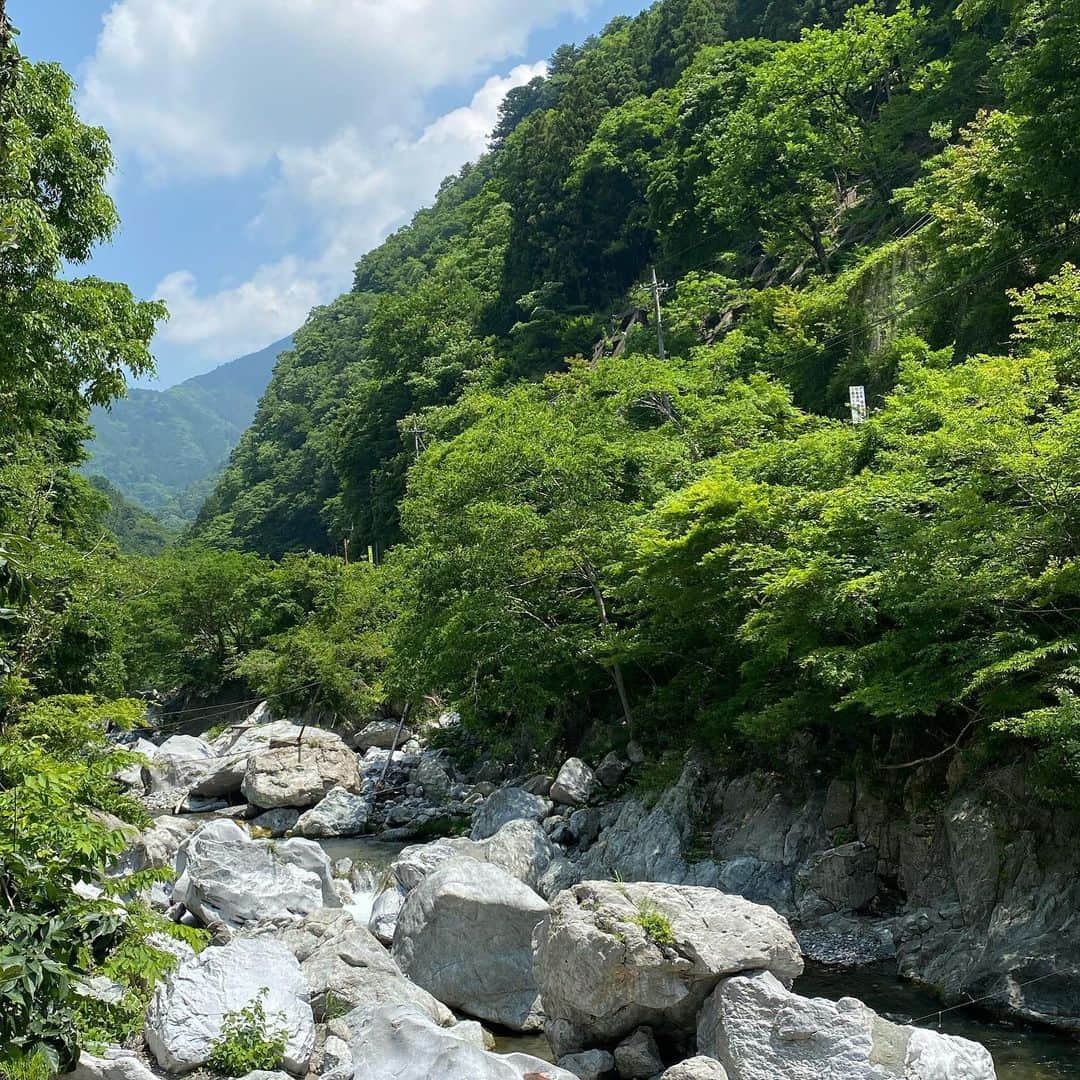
[206,990,287,1077]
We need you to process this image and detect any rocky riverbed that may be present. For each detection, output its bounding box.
[74,703,1080,1080]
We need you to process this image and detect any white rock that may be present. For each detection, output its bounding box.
[194,720,304,798]
[346,1003,576,1080]
[172,818,339,928]
[273,907,453,1026]
[392,857,548,1031]
[242,730,360,809]
[550,758,596,806]
[533,880,803,1056]
[697,970,996,1080]
[145,937,314,1075]
[353,719,411,750]
[294,787,371,838]
[661,1059,729,1080]
[66,1049,157,1080]
[148,735,214,795]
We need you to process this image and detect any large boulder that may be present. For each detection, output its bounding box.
[294,787,371,838]
[242,729,360,809]
[172,819,339,928]
[353,719,411,751]
[393,857,549,1031]
[274,908,453,1025]
[346,1003,576,1080]
[471,787,553,841]
[148,735,214,795]
[697,970,996,1080]
[551,758,596,807]
[192,720,304,798]
[533,881,803,1056]
[145,937,314,1075]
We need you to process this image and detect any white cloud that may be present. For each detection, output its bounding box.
[82,0,586,179]
[151,62,548,363]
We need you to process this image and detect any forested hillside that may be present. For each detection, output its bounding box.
[84,335,292,530]
[183,0,1080,783]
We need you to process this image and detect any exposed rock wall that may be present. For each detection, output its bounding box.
[560,756,1080,1034]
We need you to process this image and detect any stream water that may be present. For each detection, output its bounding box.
[493,964,1080,1075]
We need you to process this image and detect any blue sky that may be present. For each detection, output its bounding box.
[13,0,651,387]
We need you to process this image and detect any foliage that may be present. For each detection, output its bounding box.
[206,990,288,1077]
[633,904,676,947]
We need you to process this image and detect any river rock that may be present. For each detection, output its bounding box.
[799,841,879,916]
[354,719,411,750]
[533,880,803,1056]
[145,937,314,1075]
[274,908,453,1025]
[595,752,629,788]
[193,720,306,798]
[251,807,301,837]
[123,815,198,873]
[368,884,407,945]
[346,1003,576,1080]
[557,1050,615,1080]
[294,787,371,837]
[67,1049,158,1080]
[697,970,996,1080]
[615,1027,663,1078]
[172,818,339,928]
[660,1059,728,1080]
[242,730,360,809]
[392,857,548,1031]
[551,758,596,806]
[471,786,553,840]
[416,754,452,800]
[148,734,214,795]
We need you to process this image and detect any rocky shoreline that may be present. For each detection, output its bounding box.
[76,702,1080,1079]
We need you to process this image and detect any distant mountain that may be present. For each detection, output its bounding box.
[84,336,293,524]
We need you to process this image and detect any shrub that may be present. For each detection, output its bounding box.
[206,990,287,1077]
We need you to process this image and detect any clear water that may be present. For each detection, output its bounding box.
[798,963,1080,1080]
[493,964,1080,1077]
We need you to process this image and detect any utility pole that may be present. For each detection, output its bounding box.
[647,266,669,359]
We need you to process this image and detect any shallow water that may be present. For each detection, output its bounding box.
[798,963,1080,1080]
[494,963,1080,1077]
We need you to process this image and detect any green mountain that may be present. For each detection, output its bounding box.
[83,336,293,527]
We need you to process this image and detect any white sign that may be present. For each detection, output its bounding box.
[849,385,869,425]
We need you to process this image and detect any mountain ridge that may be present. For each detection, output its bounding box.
[83,335,293,528]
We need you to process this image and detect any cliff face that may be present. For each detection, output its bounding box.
[551,756,1080,1034]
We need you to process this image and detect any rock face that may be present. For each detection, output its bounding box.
[533,880,802,1056]
[294,787,371,837]
[273,908,453,1025]
[242,729,359,809]
[346,1003,576,1080]
[614,1028,663,1078]
[697,970,996,1080]
[471,786,553,841]
[393,857,548,1031]
[551,758,596,806]
[556,1050,615,1080]
[145,937,314,1075]
[172,819,339,928]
